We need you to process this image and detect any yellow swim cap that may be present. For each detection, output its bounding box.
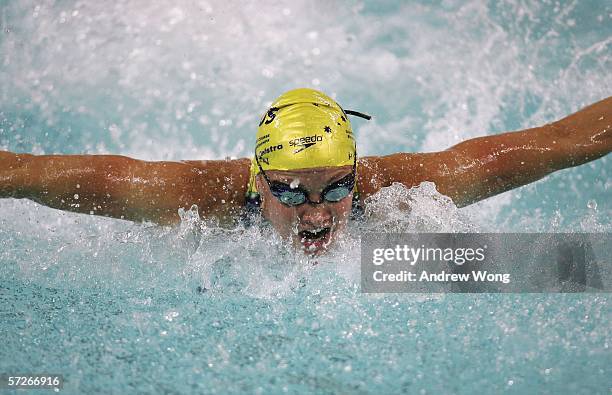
[247,88,357,194]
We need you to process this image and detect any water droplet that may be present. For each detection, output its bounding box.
[164,311,179,322]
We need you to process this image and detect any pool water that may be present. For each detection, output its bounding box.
[1,1,610,393]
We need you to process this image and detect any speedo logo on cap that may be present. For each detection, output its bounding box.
[289,135,323,154]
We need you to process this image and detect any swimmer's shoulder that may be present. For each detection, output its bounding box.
[179,157,251,195]
[171,158,251,222]
[357,153,433,200]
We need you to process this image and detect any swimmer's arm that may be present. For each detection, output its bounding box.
[366,96,611,206]
[0,152,250,225]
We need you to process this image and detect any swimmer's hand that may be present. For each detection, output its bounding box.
[0,153,250,225]
[358,96,611,206]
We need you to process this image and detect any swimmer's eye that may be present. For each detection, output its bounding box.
[277,189,308,206]
[320,172,355,202]
[322,186,351,202]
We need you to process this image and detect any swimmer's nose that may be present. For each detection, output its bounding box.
[300,203,333,228]
[307,191,324,205]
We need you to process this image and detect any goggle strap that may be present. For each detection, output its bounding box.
[345,109,372,120]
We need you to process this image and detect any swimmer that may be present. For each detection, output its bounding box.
[1,89,610,255]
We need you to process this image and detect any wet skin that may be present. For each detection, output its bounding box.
[0,96,611,255]
[255,166,354,256]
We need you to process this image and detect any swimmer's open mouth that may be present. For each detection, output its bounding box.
[299,227,331,241]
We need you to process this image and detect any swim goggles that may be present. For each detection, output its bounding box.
[255,152,357,207]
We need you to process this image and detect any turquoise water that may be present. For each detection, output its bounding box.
[1,1,611,393]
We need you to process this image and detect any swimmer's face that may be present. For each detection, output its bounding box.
[256,166,353,256]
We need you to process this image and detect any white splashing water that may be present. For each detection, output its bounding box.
[0,2,610,392]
